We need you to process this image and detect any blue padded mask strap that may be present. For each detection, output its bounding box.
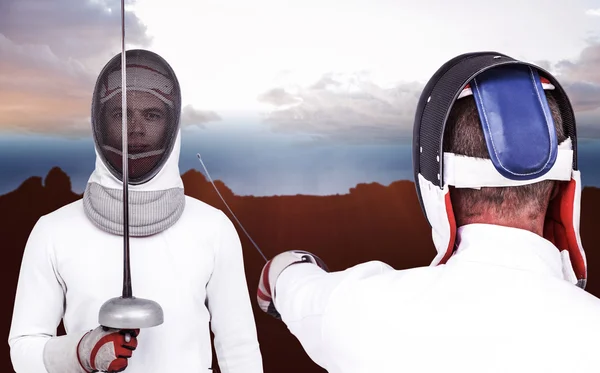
[471,65,558,181]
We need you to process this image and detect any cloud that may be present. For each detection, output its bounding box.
[0,0,150,64]
[576,108,600,138]
[258,72,424,144]
[532,60,553,72]
[562,82,600,111]
[180,105,222,128]
[555,42,600,83]
[0,0,151,135]
[258,88,302,107]
[260,41,600,143]
[549,42,600,117]
[0,35,95,134]
[586,8,600,16]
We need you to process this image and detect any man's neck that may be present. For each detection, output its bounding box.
[455,214,545,237]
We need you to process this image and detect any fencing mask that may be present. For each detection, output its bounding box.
[92,49,181,185]
[412,52,587,289]
[83,49,185,237]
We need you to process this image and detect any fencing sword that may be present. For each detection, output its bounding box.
[196,153,268,263]
[98,0,164,331]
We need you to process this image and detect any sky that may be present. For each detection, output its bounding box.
[1,0,600,196]
[1,0,600,140]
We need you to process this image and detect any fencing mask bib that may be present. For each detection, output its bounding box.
[412,52,587,289]
[83,49,185,237]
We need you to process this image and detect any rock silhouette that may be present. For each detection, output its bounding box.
[1,167,599,372]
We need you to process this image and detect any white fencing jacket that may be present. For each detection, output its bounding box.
[275,223,600,373]
[8,132,263,373]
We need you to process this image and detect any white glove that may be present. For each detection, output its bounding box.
[257,250,328,319]
[43,326,140,373]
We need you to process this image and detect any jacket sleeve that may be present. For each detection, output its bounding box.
[206,212,263,373]
[8,216,66,373]
[273,260,393,370]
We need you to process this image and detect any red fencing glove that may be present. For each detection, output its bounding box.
[43,326,140,373]
[257,250,328,319]
[77,326,140,372]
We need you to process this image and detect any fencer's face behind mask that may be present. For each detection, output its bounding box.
[91,49,181,185]
[102,91,170,179]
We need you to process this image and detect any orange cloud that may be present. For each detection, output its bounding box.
[0,88,92,135]
[0,0,149,135]
[0,37,95,135]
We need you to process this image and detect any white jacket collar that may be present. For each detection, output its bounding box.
[448,224,565,281]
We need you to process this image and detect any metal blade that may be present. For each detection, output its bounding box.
[120,0,132,299]
[98,0,163,329]
[196,153,268,263]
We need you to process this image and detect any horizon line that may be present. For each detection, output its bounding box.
[3,167,599,200]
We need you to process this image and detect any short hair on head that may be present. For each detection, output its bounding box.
[442,90,567,223]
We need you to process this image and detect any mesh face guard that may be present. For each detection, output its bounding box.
[412,52,587,288]
[91,49,182,185]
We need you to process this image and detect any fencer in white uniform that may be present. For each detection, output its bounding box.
[8,49,264,373]
[256,52,600,373]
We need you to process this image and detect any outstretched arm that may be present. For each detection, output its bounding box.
[258,252,392,370]
[206,212,263,373]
